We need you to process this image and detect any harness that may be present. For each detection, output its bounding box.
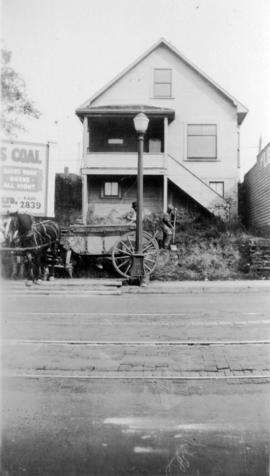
[0,241,58,254]
[1,218,60,254]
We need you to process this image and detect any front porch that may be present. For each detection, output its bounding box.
[77,105,175,222]
[79,105,175,174]
[82,152,165,174]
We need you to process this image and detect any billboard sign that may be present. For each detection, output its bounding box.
[0,141,54,216]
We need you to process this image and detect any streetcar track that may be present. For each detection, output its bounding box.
[3,319,270,327]
[3,313,270,327]
[3,374,270,380]
[4,339,270,345]
[4,312,270,382]
[3,311,268,317]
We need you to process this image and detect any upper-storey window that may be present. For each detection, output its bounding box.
[154,68,172,97]
[187,124,217,160]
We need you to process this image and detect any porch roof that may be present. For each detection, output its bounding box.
[76,104,175,123]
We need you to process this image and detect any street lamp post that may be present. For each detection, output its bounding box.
[130,112,149,280]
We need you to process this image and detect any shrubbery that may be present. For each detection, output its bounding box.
[144,211,266,281]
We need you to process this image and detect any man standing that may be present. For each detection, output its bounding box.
[162,205,176,249]
[124,201,137,225]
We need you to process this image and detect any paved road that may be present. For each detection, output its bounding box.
[1,284,270,475]
[2,377,269,476]
[3,310,270,342]
[3,340,270,378]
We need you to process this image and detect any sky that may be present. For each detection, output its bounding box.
[1,0,270,177]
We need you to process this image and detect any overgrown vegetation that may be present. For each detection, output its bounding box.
[143,211,270,281]
[52,175,269,280]
[71,210,269,281]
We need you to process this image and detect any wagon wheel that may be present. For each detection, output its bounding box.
[112,231,159,278]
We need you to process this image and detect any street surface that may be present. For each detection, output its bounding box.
[1,280,270,475]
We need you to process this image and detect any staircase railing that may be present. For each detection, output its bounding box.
[167,154,228,219]
[168,154,227,200]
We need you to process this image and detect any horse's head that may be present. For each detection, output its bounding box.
[2,212,20,247]
[0,216,8,245]
[1,212,35,247]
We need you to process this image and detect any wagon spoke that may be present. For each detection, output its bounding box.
[114,246,132,255]
[144,251,158,258]
[119,240,134,254]
[144,257,156,263]
[118,258,131,269]
[114,253,131,259]
[124,261,132,274]
[127,235,135,252]
[144,262,152,272]
[142,241,155,253]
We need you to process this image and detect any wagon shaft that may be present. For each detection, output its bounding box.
[0,240,57,254]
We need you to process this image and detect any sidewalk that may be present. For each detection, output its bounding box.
[123,279,270,294]
[1,278,270,295]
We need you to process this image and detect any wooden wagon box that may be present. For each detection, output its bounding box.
[60,224,134,256]
[60,224,159,278]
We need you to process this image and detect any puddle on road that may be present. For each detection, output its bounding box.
[134,446,168,455]
[103,416,269,475]
[104,416,231,433]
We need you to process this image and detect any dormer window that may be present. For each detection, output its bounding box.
[154,69,172,97]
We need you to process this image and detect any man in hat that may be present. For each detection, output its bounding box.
[162,204,176,249]
[124,201,137,225]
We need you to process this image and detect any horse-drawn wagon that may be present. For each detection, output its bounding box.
[1,215,159,282]
[61,223,159,279]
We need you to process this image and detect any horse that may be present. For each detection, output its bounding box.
[4,212,61,286]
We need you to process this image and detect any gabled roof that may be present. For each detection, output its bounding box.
[76,38,248,125]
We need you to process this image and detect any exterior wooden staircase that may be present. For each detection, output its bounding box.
[168,154,228,219]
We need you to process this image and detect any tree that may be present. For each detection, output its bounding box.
[1,48,41,137]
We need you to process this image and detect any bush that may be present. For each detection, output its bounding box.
[146,211,261,281]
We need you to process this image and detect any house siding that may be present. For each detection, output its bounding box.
[90,44,240,215]
[86,175,163,219]
[85,175,204,222]
[243,143,270,235]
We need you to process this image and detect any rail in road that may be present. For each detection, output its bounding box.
[4,341,270,379]
[3,310,270,381]
[2,294,270,476]
[3,311,270,341]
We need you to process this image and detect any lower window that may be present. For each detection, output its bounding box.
[102,181,120,198]
[209,181,224,197]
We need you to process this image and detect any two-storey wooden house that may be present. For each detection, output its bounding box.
[76,38,248,223]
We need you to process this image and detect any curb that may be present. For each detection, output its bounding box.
[122,280,270,294]
[1,279,269,295]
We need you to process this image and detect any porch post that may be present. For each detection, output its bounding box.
[163,116,168,212]
[82,174,88,224]
[83,116,89,159]
[82,116,89,224]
